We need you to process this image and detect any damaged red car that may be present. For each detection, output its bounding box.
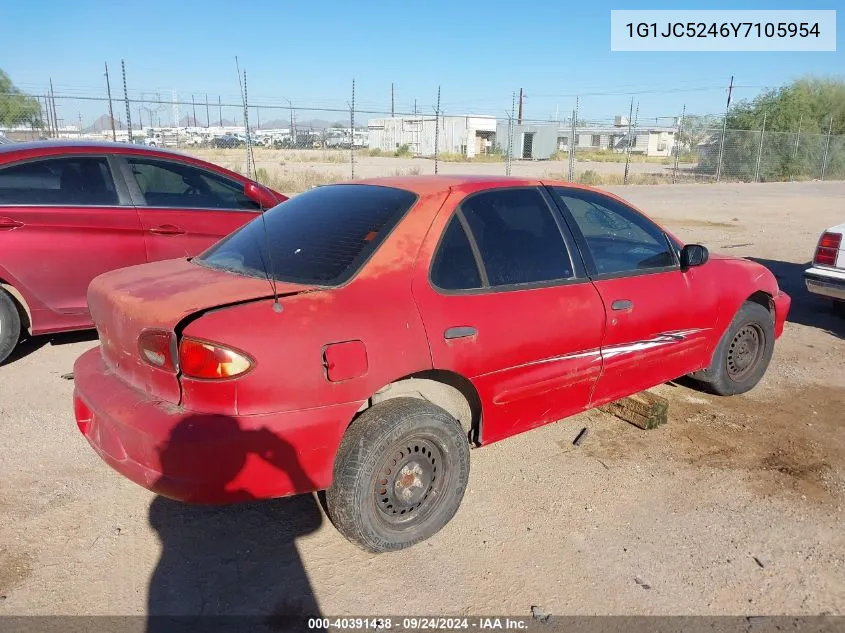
[73,176,790,552]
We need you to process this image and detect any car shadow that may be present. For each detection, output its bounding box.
[147,415,324,633]
[2,329,99,365]
[747,258,844,340]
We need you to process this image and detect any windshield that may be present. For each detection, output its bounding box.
[197,184,417,285]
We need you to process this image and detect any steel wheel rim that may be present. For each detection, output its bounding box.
[372,436,448,528]
[726,323,765,381]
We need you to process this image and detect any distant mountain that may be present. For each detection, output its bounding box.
[85,114,126,133]
[178,115,237,127]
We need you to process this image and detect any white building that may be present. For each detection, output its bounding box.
[368,115,496,158]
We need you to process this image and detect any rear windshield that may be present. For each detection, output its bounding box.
[197,184,417,285]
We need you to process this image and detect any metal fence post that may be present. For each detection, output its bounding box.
[506,91,515,176]
[821,116,833,180]
[791,116,802,181]
[569,96,578,182]
[754,112,766,183]
[623,97,634,184]
[120,60,132,143]
[350,79,356,180]
[434,86,441,175]
[716,115,727,182]
[672,104,686,184]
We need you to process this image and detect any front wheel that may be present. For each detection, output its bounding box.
[832,300,845,318]
[0,288,22,365]
[693,301,775,396]
[326,398,470,553]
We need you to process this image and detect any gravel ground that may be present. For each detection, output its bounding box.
[0,181,843,619]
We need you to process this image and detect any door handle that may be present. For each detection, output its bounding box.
[0,216,23,230]
[611,299,633,311]
[444,326,477,340]
[149,224,185,236]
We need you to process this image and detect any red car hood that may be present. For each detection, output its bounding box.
[87,258,314,402]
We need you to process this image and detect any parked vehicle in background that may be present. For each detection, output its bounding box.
[73,175,790,553]
[211,135,243,148]
[0,135,14,145]
[804,223,845,316]
[0,140,286,364]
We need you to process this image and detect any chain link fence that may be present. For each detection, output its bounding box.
[2,85,844,194]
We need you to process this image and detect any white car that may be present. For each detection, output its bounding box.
[804,223,845,316]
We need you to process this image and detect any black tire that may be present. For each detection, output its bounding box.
[833,300,845,318]
[0,288,22,365]
[326,397,470,553]
[693,301,775,396]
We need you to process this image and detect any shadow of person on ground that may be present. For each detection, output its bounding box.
[747,258,844,340]
[147,415,324,633]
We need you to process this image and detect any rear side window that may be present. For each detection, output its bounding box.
[126,157,259,210]
[0,156,117,206]
[199,184,417,285]
[431,217,482,290]
[458,188,573,287]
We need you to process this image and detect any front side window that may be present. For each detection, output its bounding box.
[126,157,259,210]
[0,156,117,206]
[553,187,675,276]
[458,188,573,287]
[199,184,417,285]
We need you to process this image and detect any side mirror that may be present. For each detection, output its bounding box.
[680,244,709,269]
[244,181,285,210]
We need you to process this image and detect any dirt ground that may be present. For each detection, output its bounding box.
[0,179,844,619]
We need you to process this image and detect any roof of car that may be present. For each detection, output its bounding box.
[0,139,190,158]
[354,174,550,196]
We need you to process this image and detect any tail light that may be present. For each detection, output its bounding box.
[814,232,841,267]
[138,329,178,372]
[178,337,253,380]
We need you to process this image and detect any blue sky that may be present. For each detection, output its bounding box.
[3,0,842,127]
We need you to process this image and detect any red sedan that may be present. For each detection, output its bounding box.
[0,141,285,364]
[73,176,790,552]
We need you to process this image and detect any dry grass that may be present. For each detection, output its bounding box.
[550,149,696,165]
[545,169,677,186]
[254,166,345,194]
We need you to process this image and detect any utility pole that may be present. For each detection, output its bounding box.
[104,62,117,141]
[391,82,395,118]
[716,75,734,182]
[434,86,441,175]
[191,95,197,127]
[205,94,210,128]
[517,87,524,125]
[218,96,222,127]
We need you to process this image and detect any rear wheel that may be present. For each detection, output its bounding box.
[693,301,774,396]
[0,289,22,365]
[326,398,470,553]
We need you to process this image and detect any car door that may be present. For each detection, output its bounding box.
[116,155,261,261]
[548,186,720,406]
[412,186,606,445]
[0,154,145,319]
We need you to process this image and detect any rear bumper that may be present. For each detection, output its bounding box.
[804,267,845,301]
[73,347,361,503]
[773,290,791,338]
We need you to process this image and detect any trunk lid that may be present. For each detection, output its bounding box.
[88,258,314,402]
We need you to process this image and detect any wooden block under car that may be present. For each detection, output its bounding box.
[599,391,669,430]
